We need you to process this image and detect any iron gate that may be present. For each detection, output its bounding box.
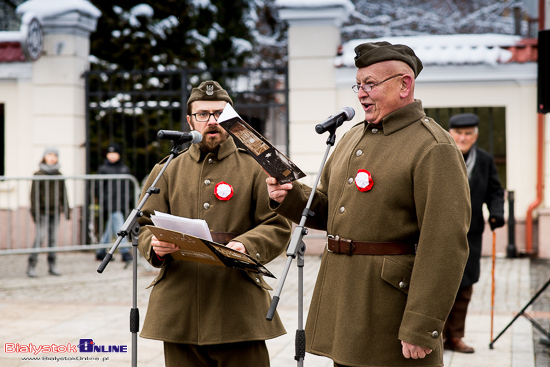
[84,67,289,183]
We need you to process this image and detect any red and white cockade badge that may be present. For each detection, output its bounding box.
[355,169,373,192]
[214,181,234,201]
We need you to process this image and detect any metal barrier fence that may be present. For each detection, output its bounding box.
[0,174,140,255]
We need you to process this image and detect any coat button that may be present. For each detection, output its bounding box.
[255,277,260,283]
[208,158,214,164]
[431,331,439,338]
[399,281,407,289]
[348,177,354,184]
[204,179,211,186]
[356,150,363,157]
[339,207,345,213]
[203,203,210,209]
[372,128,378,134]
[256,253,261,260]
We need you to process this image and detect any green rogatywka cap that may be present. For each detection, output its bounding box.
[354,41,423,78]
[187,80,233,109]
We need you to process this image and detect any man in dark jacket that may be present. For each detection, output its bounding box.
[95,143,133,263]
[445,113,505,353]
[29,147,70,277]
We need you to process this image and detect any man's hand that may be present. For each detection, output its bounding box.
[401,341,432,359]
[151,236,178,257]
[489,216,505,231]
[266,177,293,203]
[226,241,247,254]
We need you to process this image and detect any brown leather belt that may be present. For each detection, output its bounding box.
[211,232,239,245]
[327,236,416,256]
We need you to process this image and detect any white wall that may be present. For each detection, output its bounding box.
[30,32,90,178]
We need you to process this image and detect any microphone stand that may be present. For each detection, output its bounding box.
[266,128,338,366]
[97,138,186,367]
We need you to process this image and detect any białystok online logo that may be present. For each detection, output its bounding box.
[78,339,127,353]
[4,339,128,354]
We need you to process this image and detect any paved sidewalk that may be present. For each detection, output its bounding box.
[0,251,540,366]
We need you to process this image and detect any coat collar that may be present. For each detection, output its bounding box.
[365,99,425,136]
[188,136,237,162]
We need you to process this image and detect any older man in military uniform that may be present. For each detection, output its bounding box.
[137,81,291,366]
[267,42,471,366]
[444,113,505,353]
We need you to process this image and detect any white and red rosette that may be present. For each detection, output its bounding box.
[355,169,373,192]
[214,181,234,201]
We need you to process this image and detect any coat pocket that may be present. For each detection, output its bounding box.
[381,257,412,295]
[245,271,273,291]
[146,264,168,289]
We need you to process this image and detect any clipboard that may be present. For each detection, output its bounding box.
[146,225,275,278]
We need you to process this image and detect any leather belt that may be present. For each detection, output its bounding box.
[211,232,239,245]
[327,235,416,256]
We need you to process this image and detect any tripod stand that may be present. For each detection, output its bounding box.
[96,139,185,367]
[266,129,338,366]
[489,273,550,349]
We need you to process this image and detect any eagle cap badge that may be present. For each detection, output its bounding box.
[206,84,214,96]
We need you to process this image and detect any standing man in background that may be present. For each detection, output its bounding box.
[29,147,70,277]
[95,143,133,264]
[445,113,505,353]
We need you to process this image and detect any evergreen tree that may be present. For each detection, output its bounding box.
[0,0,23,31]
[89,0,255,71]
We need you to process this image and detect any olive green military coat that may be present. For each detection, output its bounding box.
[274,101,470,366]
[137,137,291,345]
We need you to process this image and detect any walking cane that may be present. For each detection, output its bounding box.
[490,230,496,343]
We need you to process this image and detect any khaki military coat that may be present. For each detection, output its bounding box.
[137,137,291,345]
[274,100,471,366]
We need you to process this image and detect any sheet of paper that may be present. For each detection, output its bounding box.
[218,102,240,122]
[150,211,212,241]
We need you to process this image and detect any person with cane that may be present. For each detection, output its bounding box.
[445,113,505,353]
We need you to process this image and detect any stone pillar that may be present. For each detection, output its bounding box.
[277,1,353,254]
[277,1,354,174]
[12,3,100,177]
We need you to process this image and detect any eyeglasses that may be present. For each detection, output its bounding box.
[191,111,223,122]
[352,74,404,93]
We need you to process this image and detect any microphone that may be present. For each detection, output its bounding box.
[157,130,202,144]
[315,107,355,134]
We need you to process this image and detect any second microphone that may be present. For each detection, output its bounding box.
[315,107,355,134]
[157,130,202,144]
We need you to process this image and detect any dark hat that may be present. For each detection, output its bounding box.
[449,113,479,129]
[187,80,233,111]
[354,41,423,78]
[107,142,122,154]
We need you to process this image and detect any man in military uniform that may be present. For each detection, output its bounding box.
[137,81,291,366]
[267,42,471,366]
[444,113,505,353]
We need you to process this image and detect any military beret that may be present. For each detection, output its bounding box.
[449,113,479,128]
[187,80,233,111]
[354,41,423,78]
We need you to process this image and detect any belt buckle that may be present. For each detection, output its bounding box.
[326,235,337,253]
